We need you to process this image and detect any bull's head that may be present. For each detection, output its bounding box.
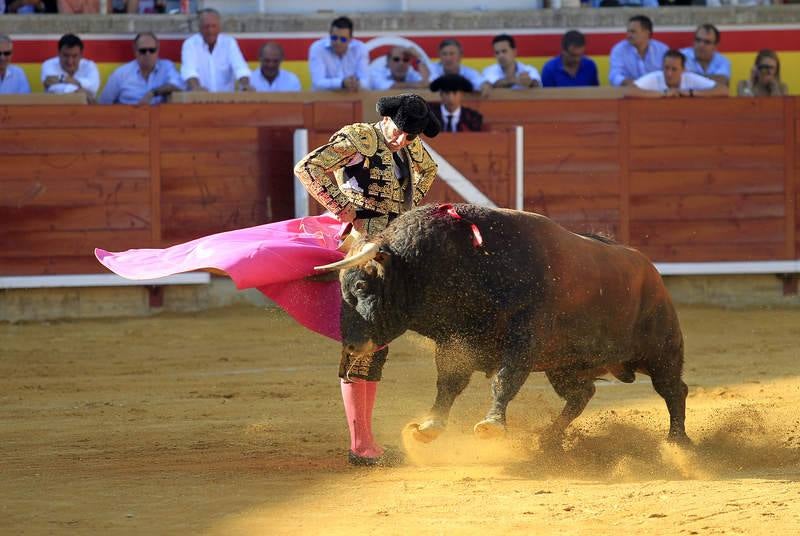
[314,242,408,357]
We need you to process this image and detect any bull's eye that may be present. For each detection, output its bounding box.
[354,280,368,292]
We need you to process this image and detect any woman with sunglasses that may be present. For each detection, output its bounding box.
[737,49,788,97]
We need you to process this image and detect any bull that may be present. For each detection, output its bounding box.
[315,204,689,447]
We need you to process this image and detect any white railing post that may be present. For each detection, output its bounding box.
[293,129,310,218]
[515,125,524,211]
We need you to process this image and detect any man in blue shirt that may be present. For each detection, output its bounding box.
[308,16,369,92]
[609,15,668,87]
[0,34,31,94]
[541,30,599,88]
[100,32,183,105]
[680,24,731,88]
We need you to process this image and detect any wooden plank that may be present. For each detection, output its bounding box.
[525,147,620,173]
[522,122,619,147]
[636,242,787,263]
[525,172,620,197]
[161,201,267,232]
[149,106,162,247]
[629,119,784,147]
[0,153,150,181]
[626,98,784,122]
[629,169,784,195]
[630,194,786,221]
[161,175,263,202]
[0,229,153,257]
[0,105,149,128]
[785,99,796,259]
[631,218,785,246]
[160,151,260,179]
[311,101,362,130]
[618,100,630,245]
[2,178,149,207]
[159,127,258,152]
[629,145,784,171]
[158,103,306,127]
[0,205,151,232]
[524,195,619,222]
[0,256,107,276]
[479,100,619,124]
[0,129,149,154]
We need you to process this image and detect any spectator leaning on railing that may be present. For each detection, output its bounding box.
[0,34,31,94]
[308,16,369,92]
[249,42,301,92]
[482,34,541,90]
[100,32,183,105]
[541,30,599,88]
[680,24,731,88]
[41,33,100,102]
[181,8,251,92]
[627,49,728,99]
[609,15,668,87]
[430,39,491,97]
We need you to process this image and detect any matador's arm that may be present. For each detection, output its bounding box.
[294,133,360,218]
[408,140,439,206]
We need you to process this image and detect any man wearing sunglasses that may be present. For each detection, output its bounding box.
[99,32,183,105]
[369,46,429,91]
[680,24,731,88]
[295,94,440,466]
[0,35,31,95]
[181,8,251,93]
[308,16,369,92]
[41,33,100,103]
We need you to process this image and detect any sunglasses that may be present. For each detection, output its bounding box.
[391,56,410,63]
[329,35,349,44]
[694,37,715,46]
[757,64,776,72]
[0,50,12,57]
[137,47,158,55]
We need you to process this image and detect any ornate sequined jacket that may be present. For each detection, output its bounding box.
[294,122,438,220]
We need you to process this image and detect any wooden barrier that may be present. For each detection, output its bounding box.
[1,97,798,277]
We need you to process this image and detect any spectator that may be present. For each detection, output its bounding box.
[737,49,788,97]
[99,32,182,105]
[681,24,731,87]
[429,74,483,132]
[368,45,429,91]
[609,15,668,87]
[41,34,100,103]
[430,39,490,96]
[57,0,100,12]
[627,49,727,99]
[111,0,167,12]
[0,34,31,94]
[5,0,57,12]
[249,42,301,92]
[593,0,658,6]
[308,16,369,92]
[541,30,600,88]
[181,8,251,92]
[482,34,541,90]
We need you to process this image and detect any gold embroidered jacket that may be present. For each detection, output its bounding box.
[294,122,438,218]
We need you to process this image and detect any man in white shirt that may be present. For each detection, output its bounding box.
[41,33,100,103]
[628,49,728,99]
[482,34,541,90]
[430,39,490,96]
[368,46,429,91]
[308,16,369,92]
[181,8,251,92]
[0,34,31,95]
[249,42,301,92]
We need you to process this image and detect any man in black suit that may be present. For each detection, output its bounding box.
[429,73,483,132]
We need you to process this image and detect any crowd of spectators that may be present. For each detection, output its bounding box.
[0,10,791,117]
[1,1,171,13]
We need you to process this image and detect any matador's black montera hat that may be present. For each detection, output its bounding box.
[376,93,440,138]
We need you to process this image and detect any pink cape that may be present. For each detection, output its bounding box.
[95,215,347,341]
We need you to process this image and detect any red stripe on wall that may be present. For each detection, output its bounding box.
[10,29,800,64]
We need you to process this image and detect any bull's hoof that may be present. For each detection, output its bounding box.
[473,419,506,439]
[405,419,445,443]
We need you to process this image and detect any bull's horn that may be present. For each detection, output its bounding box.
[314,243,379,272]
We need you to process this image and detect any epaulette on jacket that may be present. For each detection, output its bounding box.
[332,123,378,156]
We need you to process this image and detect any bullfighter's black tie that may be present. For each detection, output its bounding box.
[445,114,453,132]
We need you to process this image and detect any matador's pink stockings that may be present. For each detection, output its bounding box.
[341,379,383,458]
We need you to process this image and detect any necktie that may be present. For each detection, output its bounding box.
[445,114,453,132]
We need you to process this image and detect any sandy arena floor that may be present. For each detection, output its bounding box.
[1,304,799,535]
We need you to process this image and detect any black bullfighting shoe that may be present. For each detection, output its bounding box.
[348,448,405,468]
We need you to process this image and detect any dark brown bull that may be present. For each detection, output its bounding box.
[315,204,689,447]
